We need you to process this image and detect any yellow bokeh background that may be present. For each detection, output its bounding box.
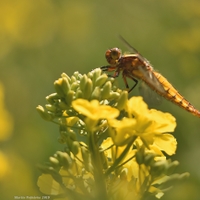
[1,0,200,199]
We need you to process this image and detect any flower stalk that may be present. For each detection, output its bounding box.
[36,69,189,200]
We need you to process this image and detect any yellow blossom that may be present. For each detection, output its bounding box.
[108,97,176,153]
[72,99,119,120]
[153,133,177,156]
[72,99,120,131]
[108,118,137,146]
[127,97,176,134]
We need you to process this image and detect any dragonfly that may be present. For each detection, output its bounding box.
[101,37,200,118]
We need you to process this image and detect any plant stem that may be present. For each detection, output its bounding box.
[89,131,108,200]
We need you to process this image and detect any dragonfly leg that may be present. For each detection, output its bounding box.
[123,74,138,93]
[101,65,116,72]
[101,66,120,78]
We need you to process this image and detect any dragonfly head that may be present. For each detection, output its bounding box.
[105,48,122,65]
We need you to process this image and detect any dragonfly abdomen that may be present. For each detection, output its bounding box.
[153,71,200,117]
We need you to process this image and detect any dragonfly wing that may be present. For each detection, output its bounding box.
[119,35,139,54]
[137,66,166,106]
[119,35,151,64]
[138,66,166,94]
[139,81,163,106]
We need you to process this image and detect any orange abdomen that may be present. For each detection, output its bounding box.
[152,71,200,117]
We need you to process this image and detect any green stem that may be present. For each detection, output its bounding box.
[89,131,108,200]
[105,136,137,177]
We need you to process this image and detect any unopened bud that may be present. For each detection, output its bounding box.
[54,79,65,97]
[101,81,112,99]
[71,141,80,155]
[61,77,71,95]
[91,87,101,100]
[56,151,72,169]
[83,79,93,99]
[36,105,53,121]
[116,91,128,110]
[95,74,108,87]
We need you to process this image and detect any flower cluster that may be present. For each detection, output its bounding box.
[37,69,189,200]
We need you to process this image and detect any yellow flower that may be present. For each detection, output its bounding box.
[126,97,176,135]
[108,97,177,155]
[108,118,137,146]
[72,99,119,120]
[72,99,119,131]
[152,133,177,156]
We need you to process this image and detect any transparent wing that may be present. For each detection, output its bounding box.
[119,35,150,64]
[138,66,166,94]
[139,81,162,106]
[137,67,166,106]
[119,35,139,54]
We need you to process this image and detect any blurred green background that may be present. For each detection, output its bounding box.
[0,0,200,199]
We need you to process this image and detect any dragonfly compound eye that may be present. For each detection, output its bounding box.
[105,48,122,65]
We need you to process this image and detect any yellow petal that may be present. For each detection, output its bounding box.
[72,99,119,120]
[108,118,137,146]
[127,96,149,118]
[153,134,177,155]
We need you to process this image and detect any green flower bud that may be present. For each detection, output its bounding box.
[87,71,93,79]
[75,89,84,99]
[65,90,75,105]
[91,87,101,100]
[116,91,128,110]
[71,141,80,155]
[101,81,112,99]
[166,160,179,175]
[36,105,53,121]
[71,75,77,83]
[92,68,102,81]
[109,91,120,101]
[61,77,71,95]
[61,73,71,82]
[71,129,78,138]
[82,79,93,99]
[46,93,59,104]
[95,74,108,87]
[56,151,72,169]
[49,156,60,167]
[109,77,116,83]
[71,81,79,91]
[58,101,68,110]
[54,78,65,97]
[73,71,83,80]
[45,104,57,112]
[80,74,88,92]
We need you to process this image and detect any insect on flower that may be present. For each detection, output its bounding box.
[101,36,200,118]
